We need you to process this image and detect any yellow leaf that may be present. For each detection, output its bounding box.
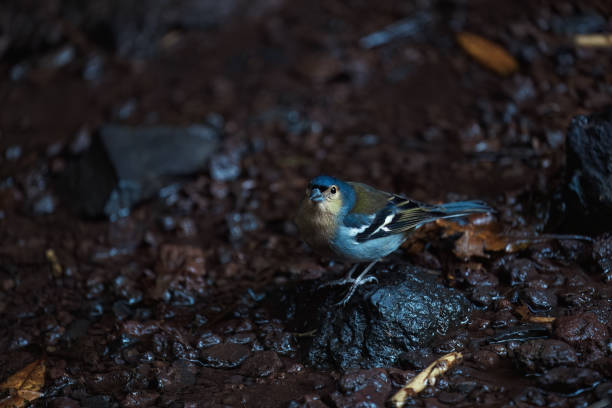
[0,360,45,408]
[391,352,462,408]
[457,32,518,76]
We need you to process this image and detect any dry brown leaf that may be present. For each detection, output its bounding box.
[457,32,518,76]
[515,305,556,324]
[0,359,45,408]
[574,34,612,47]
[438,218,509,259]
[45,249,62,277]
[391,352,462,408]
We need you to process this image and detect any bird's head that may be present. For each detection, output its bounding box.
[304,175,353,216]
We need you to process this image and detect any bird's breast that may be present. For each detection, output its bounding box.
[295,200,339,258]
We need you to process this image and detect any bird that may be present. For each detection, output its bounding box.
[295,175,493,306]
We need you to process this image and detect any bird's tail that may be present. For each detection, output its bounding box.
[430,200,493,220]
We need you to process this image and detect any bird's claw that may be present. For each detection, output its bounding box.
[333,275,379,306]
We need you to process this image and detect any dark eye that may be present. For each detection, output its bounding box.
[330,186,337,194]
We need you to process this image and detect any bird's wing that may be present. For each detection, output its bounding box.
[354,198,441,242]
[345,182,436,242]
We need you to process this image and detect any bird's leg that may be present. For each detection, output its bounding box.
[335,260,379,306]
[318,264,360,288]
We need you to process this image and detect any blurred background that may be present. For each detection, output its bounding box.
[1,0,611,406]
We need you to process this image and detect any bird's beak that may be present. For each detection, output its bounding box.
[309,188,324,203]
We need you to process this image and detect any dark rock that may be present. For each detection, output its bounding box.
[241,350,282,377]
[51,397,80,408]
[32,193,55,215]
[226,212,261,241]
[514,340,577,372]
[200,343,250,368]
[154,360,196,392]
[81,395,113,408]
[359,11,434,48]
[554,313,607,347]
[331,368,391,408]
[520,288,557,312]
[538,367,602,392]
[122,391,159,408]
[554,110,612,233]
[290,265,472,369]
[59,124,219,219]
[551,12,607,35]
[471,350,500,369]
[593,234,612,282]
[210,151,241,181]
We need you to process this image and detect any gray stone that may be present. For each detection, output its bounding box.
[59,124,219,219]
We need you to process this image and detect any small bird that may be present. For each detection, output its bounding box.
[295,175,493,305]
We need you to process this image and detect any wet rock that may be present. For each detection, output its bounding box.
[32,193,55,215]
[287,395,329,408]
[51,397,80,408]
[59,124,219,219]
[471,350,499,369]
[210,152,241,181]
[554,313,607,347]
[331,368,391,408]
[154,360,196,392]
[514,340,577,372]
[226,212,261,241]
[200,343,250,368]
[359,12,434,48]
[593,234,612,282]
[554,110,612,233]
[520,288,557,312]
[81,395,113,408]
[290,264,472,369]
[241,350,282,377]
[538,367,602,392]
[551,12,607,35]
[122,391,159,408]
[152,244,206,302]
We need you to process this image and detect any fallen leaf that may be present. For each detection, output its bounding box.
[515,305,556,324]
[574,34,612,47]
[45,249,62,277]
[391,352,462,408]
[0,359,45,408]
[437,217,509,259]
[457,32,518,76]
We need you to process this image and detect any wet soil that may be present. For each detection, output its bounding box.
[1,0,611,407]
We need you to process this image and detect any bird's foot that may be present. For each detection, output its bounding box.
[333,275,379,306]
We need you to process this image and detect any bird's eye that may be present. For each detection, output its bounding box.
[330,186,337,194]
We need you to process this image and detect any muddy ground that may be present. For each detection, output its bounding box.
[0,0,611,407]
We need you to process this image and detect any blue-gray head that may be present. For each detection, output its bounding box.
[305,175,355,216]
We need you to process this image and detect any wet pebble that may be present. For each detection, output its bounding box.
[241,350,282,377]
[226,212,261,241]
[51,397,80,408]
[210,152,241,181]
[593,234,612,281]
[554,313,607,346]
[331,368,390,408]
[471,350,499,369]
[520,288,557,312]
[200,343,250,368]
[538,367,602,392]
[514,339,577,372]
[154,360,196,392]
[122,391,159,407]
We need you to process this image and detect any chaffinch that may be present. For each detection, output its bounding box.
[295,175,493,305]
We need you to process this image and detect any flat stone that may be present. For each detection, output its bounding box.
[59,124,218,219]
[200,343,250,368]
